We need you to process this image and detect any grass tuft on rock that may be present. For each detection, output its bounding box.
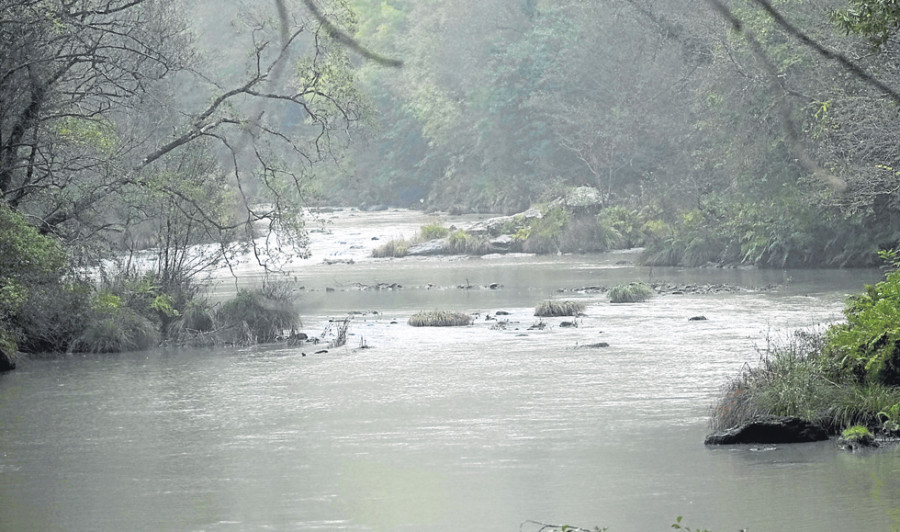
[534,300,585,317]
[608,282,653,303]
[408,310,472,327]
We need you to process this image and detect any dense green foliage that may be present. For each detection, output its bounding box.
[831,0,900,48]
[825,251,900,383]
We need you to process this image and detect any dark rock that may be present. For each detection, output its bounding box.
[314,350,329,354]
[559,321,578,328]
[0,349,16,372]
[705,417,828,445]
[689,316,708,321]
[488,282,501,289]
[495,310,510,316]
[581,342,610,348]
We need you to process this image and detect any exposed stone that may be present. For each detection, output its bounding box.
[406,238,448,256]
[465,207,542,236]
[689,316,708,321]
[704,417,828,445]
[489,234,514,251]
[580,342,610,348]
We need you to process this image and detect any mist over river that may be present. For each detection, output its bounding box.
[2,210,898,531]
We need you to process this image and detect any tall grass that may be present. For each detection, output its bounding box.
[446,230,492,255]
[408,310,472,327]
[217,288,299,344]
[419,222,450,240]
[608,282,653,303]
[534,300,585,317]
[372,238,409,258]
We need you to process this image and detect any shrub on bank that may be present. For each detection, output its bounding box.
[608,282,653,303]
[534,300,585,317]
[408,310,472,327]
[72,305,161,353]
[217,288,299,344]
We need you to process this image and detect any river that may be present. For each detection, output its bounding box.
[1,209,898,531]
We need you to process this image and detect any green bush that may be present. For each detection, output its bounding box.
[534,300,585,317]
[840,425,875,447]
[608,282,653,303]
[521,206,570,254]
[17,281,91,353]
[408,310,472,327]
[73,306,161,353]
[419,222,450,240]
[825,250,900,384]
[217,288,299,344]
[446,230,492,255]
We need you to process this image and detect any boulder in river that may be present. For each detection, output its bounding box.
[704,417,828,445]
[407,238,448,256]
[466,207,542,236]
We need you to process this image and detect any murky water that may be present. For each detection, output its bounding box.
[2,210,898,531]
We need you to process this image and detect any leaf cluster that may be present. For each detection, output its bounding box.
[825,253,900,384]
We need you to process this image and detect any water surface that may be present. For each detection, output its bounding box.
[1,210,897,531]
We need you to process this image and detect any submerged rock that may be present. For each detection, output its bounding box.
[705,417,828,445]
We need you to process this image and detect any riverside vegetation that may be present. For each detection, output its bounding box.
[711,250,900,440]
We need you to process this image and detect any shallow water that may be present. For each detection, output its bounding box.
[2,209,898,531]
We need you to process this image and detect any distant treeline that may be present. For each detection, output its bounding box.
[332,0,900,267]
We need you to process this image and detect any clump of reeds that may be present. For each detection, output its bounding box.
[534,300,585,317]
[371,238,409,258]
[217,288,299,344]
[607,282,653,303]
[408,310,473,327]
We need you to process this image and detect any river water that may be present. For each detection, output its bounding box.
[1,210,898,531]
